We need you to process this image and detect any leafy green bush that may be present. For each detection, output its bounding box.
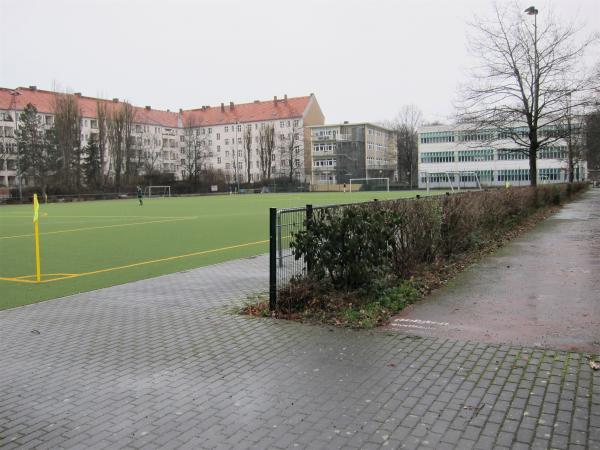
[292,204,394,290]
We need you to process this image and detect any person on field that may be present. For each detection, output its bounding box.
[137,186,143,206]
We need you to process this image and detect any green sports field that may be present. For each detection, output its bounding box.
[0,191,426,310]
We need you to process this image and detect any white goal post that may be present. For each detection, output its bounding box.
[144,185,172,198]
[422,172,482,192]
[349,178,390,192]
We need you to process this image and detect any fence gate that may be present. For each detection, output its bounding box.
[269,205,312,310]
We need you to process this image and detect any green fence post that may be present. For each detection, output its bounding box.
[269,207,277,311]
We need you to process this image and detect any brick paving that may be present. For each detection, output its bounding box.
[1,255,599,448]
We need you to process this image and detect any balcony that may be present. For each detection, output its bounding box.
[311,134,336,142]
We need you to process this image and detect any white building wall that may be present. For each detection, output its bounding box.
[188,117,305,184]
[418,124,586,188]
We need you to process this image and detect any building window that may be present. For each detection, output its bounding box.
[539,146,566,159]
[236,125,241,132]
[216,133,220,140]
[420,151,455,163]
[497,149,528,160]
[208,128,212,134]
[457,149,494,162]
[280,121,284,128]
[224,126,228,132]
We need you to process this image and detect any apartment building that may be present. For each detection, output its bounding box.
[180,94,324,183]
[0,86,325,188]
[307,122,397,185]
[417,124,587,188]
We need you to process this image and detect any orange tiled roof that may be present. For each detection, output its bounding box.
[0,87,180,127]
[181,96,310,126]
[0,87,312,128]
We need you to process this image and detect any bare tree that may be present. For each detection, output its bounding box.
[242,125,253,183]
[107,105,125,190]
[584,103,600,183]
[386,105,422,188]
[182,117,204,184]
[53,93,81,189]
[277,122,303,182]
[122,102,136,183]
[258,123,275,181]
[96,101,108,186]
[459,2,598,185]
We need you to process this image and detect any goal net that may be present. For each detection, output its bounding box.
[349,178,390,192]
[144,185,171,198]
[422,172,482,192]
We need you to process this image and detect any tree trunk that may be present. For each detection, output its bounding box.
[529,148,537,186]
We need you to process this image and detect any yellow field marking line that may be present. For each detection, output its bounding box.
[0,273,79,284]
[0,239,269,284]
[0,217,196,240]
[0,214,196,219]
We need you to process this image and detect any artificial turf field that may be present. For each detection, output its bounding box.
[0,190,427,310]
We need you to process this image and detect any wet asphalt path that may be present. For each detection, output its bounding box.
[390,189,600,354]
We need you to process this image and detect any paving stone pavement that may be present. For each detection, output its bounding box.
[0,254,599,449]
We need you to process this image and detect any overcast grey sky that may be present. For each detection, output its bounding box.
[0,0,598,123]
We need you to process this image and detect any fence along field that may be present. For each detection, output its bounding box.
[0,190,426,310]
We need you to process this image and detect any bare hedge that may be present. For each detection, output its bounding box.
[291,183,587,291]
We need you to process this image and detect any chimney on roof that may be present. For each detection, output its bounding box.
[273,96,278,104]
[145,105,151,111]
[284,94,288,102]
[74,92,81,97]
[112,98,119,103]
[221,103,225,112]
[229,101,234,110]
[310,92,314,96]
[179,108,183,113]
[254,100,259,103]
[29,85,37,91]
[344,121,349,124]
[167,109,170,112]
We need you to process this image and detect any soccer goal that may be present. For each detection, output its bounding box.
[422,172,482,192]
[349,178,390,192]
[144,185,171,198]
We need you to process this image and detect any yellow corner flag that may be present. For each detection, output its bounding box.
[33,193,39,223]
[33,194,41,282]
